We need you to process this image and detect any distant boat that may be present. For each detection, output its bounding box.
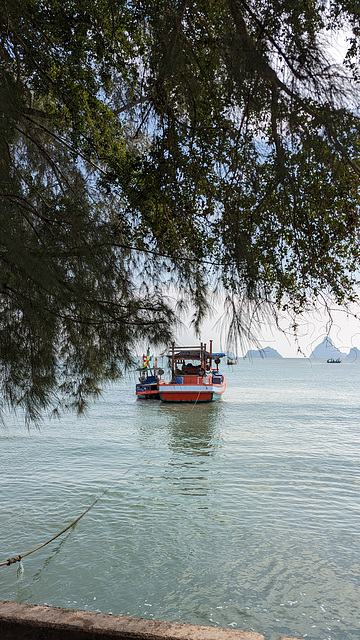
[227,356,237,365]
[158,341,226,403]
[327,358,341,364]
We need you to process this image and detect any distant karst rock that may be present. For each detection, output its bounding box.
[346,347,360,360]
[245,346,283,359]
[310,337,346,359]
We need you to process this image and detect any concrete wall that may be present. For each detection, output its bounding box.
[0,601,302,640]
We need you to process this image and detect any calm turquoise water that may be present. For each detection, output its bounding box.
[1,359,360,640]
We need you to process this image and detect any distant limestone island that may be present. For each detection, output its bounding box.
[244,346,283,358]
[309,337,360,360]
[243,337,360,359]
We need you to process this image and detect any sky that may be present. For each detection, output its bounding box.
[171,29,359,359]
[174,302,360,358]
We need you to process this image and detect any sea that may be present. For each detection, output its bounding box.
[1,358,359,640]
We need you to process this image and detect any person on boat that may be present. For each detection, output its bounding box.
[181,363,201,375]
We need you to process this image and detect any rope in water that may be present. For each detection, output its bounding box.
[0,450,148,569]
[186,383,204,414]
[1,380,215,569]
[187,370,221,414]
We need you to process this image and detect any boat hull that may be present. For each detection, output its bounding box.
[136,389,160,399]
[136,382,160,399]
[158,380,226,403]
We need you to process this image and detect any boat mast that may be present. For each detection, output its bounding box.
[209,340,213,371]
[171,341,175,381]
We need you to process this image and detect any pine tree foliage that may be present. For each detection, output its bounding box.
[1,0,360,420]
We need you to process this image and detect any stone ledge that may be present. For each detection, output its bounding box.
[0,600,302,640]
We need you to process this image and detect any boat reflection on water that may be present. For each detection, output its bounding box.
[158,402,223,498]
[135,396,224,498]
[159,401,223,456]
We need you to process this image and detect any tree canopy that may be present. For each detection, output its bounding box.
[1,0,360,420]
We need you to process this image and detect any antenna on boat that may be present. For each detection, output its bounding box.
[209,340,213,371]
[171,341,175,381]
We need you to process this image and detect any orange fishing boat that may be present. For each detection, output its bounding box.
[158,341,226,403]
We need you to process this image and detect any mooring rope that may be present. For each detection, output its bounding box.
[186,384,203,414]
[0,449,149,569]
[186,372,217,414]
[1,378,220,569]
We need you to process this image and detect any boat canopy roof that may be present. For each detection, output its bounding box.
[167,348,225,360]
